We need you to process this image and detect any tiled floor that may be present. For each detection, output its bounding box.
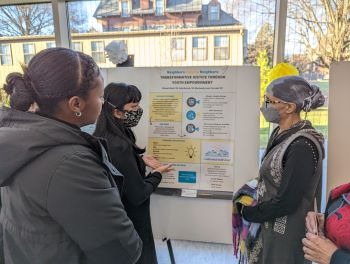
[155,239,235,264]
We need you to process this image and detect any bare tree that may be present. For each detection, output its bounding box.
[246,22,274,65]
[68,1,89,33]
[286,54,312,74]
[0,4,53,36]
[222,0,274,17]
[290,0,350,69]
[0,2,88,36]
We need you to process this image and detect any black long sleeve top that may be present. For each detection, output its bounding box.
[243,136,319,223]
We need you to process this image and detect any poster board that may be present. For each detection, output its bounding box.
[104,66,259,243]
[327,62,350,193]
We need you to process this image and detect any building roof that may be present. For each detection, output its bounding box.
[94,0,119,18]
[165,0,201,12]
[197,5,240,27]
[94,0,201,18]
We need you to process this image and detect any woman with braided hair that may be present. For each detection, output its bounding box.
[240,76,326,264]
[0,48,142,264]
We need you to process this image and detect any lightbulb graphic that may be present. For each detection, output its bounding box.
[185,146,196,159]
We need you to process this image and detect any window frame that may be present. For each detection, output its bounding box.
[192,36,208,61]
[155,0,164,16]
[121,0,129,17]
[214,35,230,60]
[209,5,220,21]
[46,42,56,49]
[91,41,106,63]
[171,37,186,61]
[72,41,83,52]
[0,43,13,65]
[23,43,36,65]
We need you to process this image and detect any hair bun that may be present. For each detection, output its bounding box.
[302,84,325,112]
[3,72,34,111]
[4,73,23,95]
[309,84,325,110]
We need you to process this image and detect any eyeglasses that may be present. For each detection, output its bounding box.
[106,101,117,109]
[263,95,288,108]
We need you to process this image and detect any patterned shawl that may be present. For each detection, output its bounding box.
[232,179,260,264]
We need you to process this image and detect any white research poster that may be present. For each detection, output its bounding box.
[148,67,235,192]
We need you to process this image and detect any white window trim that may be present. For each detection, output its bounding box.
[192,37,207,61]
[23,43,36,64]
[0,44,13,65]
[171,38,186,61]
[214,35,229,60]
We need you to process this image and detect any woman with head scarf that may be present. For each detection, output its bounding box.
[241,76,325,264]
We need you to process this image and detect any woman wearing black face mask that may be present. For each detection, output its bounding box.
[94,83,173,264]
[240,76,325,264]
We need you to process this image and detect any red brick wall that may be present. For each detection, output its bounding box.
[98,12,201,30]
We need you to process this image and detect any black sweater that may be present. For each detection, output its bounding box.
[243,128,320,223]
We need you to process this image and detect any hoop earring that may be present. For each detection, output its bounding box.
[75,111,82,117]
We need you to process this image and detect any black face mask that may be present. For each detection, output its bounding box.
[122,108,143,127]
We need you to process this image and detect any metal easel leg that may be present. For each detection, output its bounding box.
[162,237,176,264]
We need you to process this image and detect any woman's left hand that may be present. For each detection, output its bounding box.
[302,232,338,264]
[142,155,162,169]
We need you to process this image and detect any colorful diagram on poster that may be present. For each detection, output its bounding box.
[148,68,235,192]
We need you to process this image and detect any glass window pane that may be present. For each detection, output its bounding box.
[46,42,56,48]
[23,44,35,55]
[198,38,206,48]
[193,37,206,48]
[0,44,12,65]
[0,4,54,37]
[122,1,129,17]
[172,49,185,61]
[214,48,229,60]
[172,38,185,49]
[24,54,34,65]
[156,0,164,15]
[192,38,199,48]
[23,43,36,64]
[229,1,277,152]
[91,41,104,52]
[67,0,245,68]
[72,42,83,52]
[193,49,206,61]
[91,41,105,63]
[210,6,219,20]
[215,36,228,47]
[171,38,185,61]
[0,3,54,105]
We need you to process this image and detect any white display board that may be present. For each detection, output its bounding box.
[328,62,350,193]
[104,66,259,244]
[148,68,235,195]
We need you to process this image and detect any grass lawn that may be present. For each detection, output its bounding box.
[260,107,329,148]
